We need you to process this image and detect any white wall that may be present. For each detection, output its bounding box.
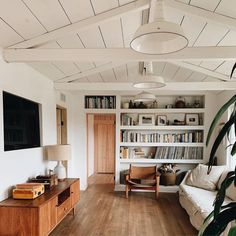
[87,114,94,177]
[0,56,57,201]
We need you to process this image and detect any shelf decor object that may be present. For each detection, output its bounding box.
[130,0,188,54]
[45,144,71,181]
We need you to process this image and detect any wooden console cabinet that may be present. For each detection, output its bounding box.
[0,178,80,236]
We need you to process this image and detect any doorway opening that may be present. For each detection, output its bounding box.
[87,114,116,186]
[56,106,68,174]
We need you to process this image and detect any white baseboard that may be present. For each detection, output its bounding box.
[114,184,179,193]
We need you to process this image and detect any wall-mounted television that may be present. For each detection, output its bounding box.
[3,91,41,151]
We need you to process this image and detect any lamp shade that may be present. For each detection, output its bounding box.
[133,75,166,89]
[46,144,71,161]
[134,91,156,102]
[130,21,188,55]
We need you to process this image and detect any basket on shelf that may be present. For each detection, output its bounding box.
[158,164,178,186]
[160,172,176,186]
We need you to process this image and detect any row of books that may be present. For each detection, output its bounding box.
[120,146,203,160]
[85,96,116,109]
[154,146,203,160]
[121,131,203,143]
[121,115,134,126]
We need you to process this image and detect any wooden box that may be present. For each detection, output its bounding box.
[13,183,45,199]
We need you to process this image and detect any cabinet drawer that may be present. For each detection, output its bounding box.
[57,197,71,222]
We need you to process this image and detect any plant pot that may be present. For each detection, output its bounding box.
[160,172,176,186]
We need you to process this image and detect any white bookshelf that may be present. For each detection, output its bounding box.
[119,159,203,164]
[120,142,204,147]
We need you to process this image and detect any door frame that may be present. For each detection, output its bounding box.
[86,113,116,180]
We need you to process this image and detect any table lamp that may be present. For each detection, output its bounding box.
[46,144,71,181]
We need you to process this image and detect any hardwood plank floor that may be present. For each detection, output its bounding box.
[50,174,197,236]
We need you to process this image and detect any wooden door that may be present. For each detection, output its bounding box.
[94,114,115,173]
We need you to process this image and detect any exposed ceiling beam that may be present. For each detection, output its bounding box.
[56,62,126,83]
[165,0,236,31]
[54,82,236,91]
[4,47,236,62]
[170,61,230,81]
[9,0,149,49]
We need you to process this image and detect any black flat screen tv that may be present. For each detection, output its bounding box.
[3,91,41,151]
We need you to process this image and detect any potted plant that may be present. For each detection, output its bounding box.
[199,64,236,236]
[158,164,179,186]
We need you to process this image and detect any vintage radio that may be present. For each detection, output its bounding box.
[13,183,45,199]
[28,175,58,190]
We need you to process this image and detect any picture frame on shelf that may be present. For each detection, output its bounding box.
[185,113,199,126]
[157,115,167,126]
[139,114,155,126]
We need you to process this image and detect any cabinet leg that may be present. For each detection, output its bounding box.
[72,207,75,217]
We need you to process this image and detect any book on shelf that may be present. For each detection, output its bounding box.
[85,96,116,109]
[120,130,203,143]
[154,146,203,160]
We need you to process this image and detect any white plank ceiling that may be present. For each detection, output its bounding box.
[0,0,236,89]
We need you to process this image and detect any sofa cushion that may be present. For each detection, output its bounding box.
[186,164,225,191]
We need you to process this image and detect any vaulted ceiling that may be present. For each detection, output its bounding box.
[1,0,236,91]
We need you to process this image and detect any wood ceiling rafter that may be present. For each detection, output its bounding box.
[170,61,230,81]
[8,0,150,49]
[165,0,236,31]
[54,81,236,91]
[55,62,126,83]
[4,47,236,62]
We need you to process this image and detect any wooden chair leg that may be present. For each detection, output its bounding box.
[125,185,129,199]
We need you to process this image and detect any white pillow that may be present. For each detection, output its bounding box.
[226,182,236,200]
[186,164,226,191]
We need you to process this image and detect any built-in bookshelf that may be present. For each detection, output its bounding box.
[85,95,116,109]
[118,95,205,165]
[84,93,207,192]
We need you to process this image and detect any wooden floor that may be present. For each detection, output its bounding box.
[50,174,197,236]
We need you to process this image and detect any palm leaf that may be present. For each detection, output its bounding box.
[213,174,234,219]
[208,115,235,173]
[230,62,236,78]
[202,206,236,236]
[234,102,236,137]
[206,95,236,146]
[231,142,236,156]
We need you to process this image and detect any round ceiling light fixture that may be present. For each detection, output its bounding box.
[133,75,165,89]
[130,0,188,55]
[134,91,156,102]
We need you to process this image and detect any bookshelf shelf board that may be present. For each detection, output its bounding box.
[120,142,205,147]
[120,108,205,114]
[120,126,205,130]
[84,109,116,114]
[119,159,204,164]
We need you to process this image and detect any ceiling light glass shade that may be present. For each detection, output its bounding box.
[130,21,188,55]
[133,75,165,89]
[134,91,156,102]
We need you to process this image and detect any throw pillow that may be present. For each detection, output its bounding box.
[186,164,225,191]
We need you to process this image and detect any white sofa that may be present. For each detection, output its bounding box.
[179,165,235,232]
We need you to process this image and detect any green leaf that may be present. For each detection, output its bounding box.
[234,102,236,137]
[202,206,236,236]
[213,174,234,219]
[231,142,236,157]
[228,223,236,236]
[208,116,235,172]
[206,95,236,146]
[230,62,236,78]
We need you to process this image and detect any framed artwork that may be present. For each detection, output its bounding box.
[157,115,167,126]
[185,113,199,126]
[139,114,155,126]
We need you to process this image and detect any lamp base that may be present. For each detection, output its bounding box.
[54,161,66,181]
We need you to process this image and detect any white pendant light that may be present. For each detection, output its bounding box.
[133,62,166,89]
[130,0,188,55]
[134,91,156,102]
